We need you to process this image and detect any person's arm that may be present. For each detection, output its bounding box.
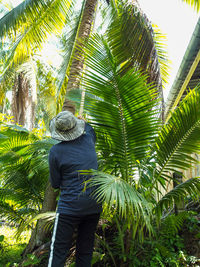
[78,116,96,143]
[88,124,96,143]
[48,150,61,189]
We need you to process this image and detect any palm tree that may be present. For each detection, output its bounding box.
[76,25,200,267]
[0,2,37,130]
[0,0,100,109]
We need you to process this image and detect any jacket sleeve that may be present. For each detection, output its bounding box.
[48,149,61,189]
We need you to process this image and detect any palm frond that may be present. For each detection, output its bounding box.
[87,170,153,233]
[80,34,160,177]
[107,3,164,92]
[181,0,200,11]
[152,24,170,87]
[0,0,45,37]
[15,211,56,239]
[155,177,200,217]
[0,0,73,66]
[154,86,200,181]
[0,199,36,226]
[0,124,55,216]
[0,0,73,37]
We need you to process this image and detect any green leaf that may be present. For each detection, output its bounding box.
[0,0,73,67]
[80,33,160,178]
[155,178,200,216]
[87,170,153,235]
[181,0,200,11]
[154,86,200,183]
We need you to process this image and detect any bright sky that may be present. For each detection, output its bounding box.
[139,0,199,100]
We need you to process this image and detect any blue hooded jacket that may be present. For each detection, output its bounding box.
[49,123,102,215]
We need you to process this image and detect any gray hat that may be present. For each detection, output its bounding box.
[49,111,85,141]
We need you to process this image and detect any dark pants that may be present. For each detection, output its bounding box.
[48,213,100,267]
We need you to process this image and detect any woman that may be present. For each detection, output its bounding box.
[48,109,102,267]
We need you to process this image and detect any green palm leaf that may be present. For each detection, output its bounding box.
[182,0,200,11]
[0,124,55,225]
[15,211,56,239]
[107,3,168,91]
[0,0,73,37]
[155,86,200,182]
[0,0,46,37]
[0,0,73,66]
[0,199,36,226]
[152,25,170,87]
[87,170,153,231]
[81,34,159,177]
[155,178,200,217]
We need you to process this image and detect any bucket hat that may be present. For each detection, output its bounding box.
[49,111,85,141]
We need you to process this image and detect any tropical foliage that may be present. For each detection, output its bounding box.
[0,0,200,266]
[0,118,57,232]
[74,25,200,265]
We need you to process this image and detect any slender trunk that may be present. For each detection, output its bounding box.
[63,0,98,108]
[22,183,58,256]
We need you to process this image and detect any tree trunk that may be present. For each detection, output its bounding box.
[11,72,36,130]
[11,73,27,126]
[63,0,98,107]
[22,182,58,256]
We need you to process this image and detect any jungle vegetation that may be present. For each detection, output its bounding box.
[0,0,200,266]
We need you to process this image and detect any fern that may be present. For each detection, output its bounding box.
[160,211,189,236]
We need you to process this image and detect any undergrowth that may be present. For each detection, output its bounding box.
[0,225,30,267]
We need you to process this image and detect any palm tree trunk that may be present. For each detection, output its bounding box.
[63,0,98,108]
[11,72,36,130]
[11,73,27,127]
[22,183,58,256]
